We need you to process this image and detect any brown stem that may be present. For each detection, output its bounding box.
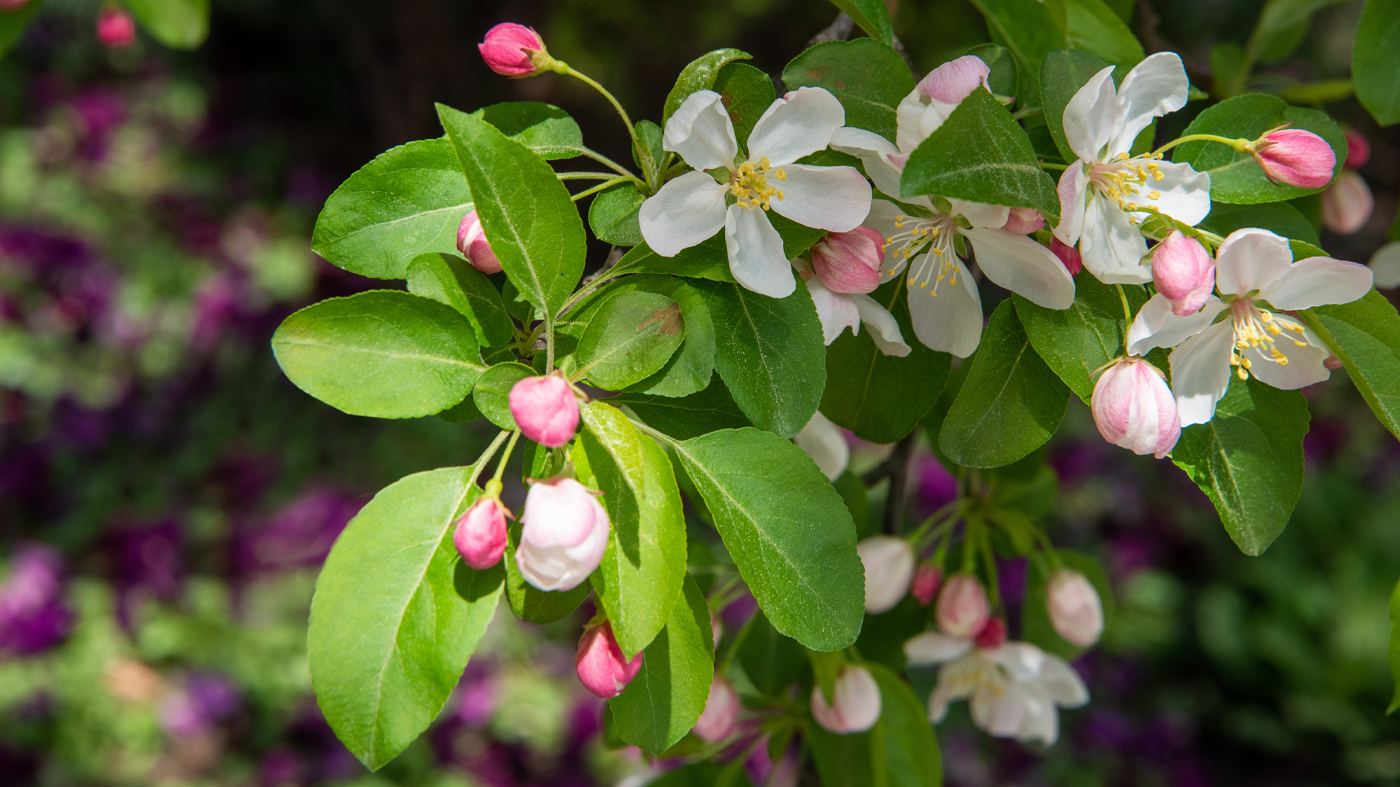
[807,12,854,47]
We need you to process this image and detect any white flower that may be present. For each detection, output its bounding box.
[904,632,1088,745]
[639,88,872,299]
[1051,52,1211,285]
[793,257,912,355]
[1128,228,1372,425]
[793,410,848,482]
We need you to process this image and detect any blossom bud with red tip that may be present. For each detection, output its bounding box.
[478,23,546,77]
[97,7,137,48]
[973,616,1007,649]
[911,563,942,607]
[936,574,990,638]
[1152,231,1214,317]
[1250,128,1336,189]
[509,374,578,448]
[810,227,883,294]
[457,210,503,274]
[575,621,642,699]
[1344,129,1371,170]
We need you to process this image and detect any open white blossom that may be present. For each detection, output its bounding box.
[1052,52,1211,284]
[1127,228,1372,425]
[638,88,871,299]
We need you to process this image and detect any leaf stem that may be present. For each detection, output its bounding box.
[570,176,637,202]
[1039,161,1068,171]
[469,431,513,490]
[1011,106,1044,120]
[556,171,630,181]
[580,147,639,180]
[555,257,640,320]
[559,64,636,141]
[1115,284,1135,354]
[1153,133,1251,158]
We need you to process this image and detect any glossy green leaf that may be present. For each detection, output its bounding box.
[610,575,715,754]
[1171,377,1309,555]
[610,379,751,440]
[1013,276,1148,403]
[1041,49,1111,164]
[272,291,483,419]
[309,466,503,770]
[617,237,736,283]
[672,428,864,650]
[714,62,777,153]
[473,102,585,160]
[969,0,1068,101]
[471,362,535,431]
[1174,94,1346,204]
[577,292,685,391]
[829,0,895,44]
[588,183,646,246]
[736,610,810,696]
[938,301,1069,467]
[1355,0,1400,126]
[781,39,916,142]
[632,119,667,189]
[1198,201,1321,246]
[0,1,42,58]
[809,664,942,787]
[665,49,753,122]
[1301,291,1400,441]
[626,278,716,398]
[1065,0,1144,66]
[406,253,515,347]
[502,515,592,624]
[126,0,209,49]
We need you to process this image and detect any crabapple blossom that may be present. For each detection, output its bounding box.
[452,496,509,570]
[517,478,610,592]
[793,256,911,354]
[1249,127,1336,189]
[810,227,884,294]
[1152,231,1215,316]
[478,23,546,77]
[793,410,849,481]
[509,374,578,448]
[936,573,990,638]
[457,210,503,274]
[912,563,942,607]
[693,678,741,742]
[810,665,882,734]
[857,536,916,614]
[1046,570,1105,647]
[575,621,643,699]
[1091,357,1181,459]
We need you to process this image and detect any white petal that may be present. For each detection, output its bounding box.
[962,227,1075,309]
[663,90,738,171]
[977,684,1034,739]
[896,93,959,156]
[1134,160,1211,226]
[794,410,849,481]
[1371,242,1400,289]
[985,643,1046,681]
[769,164,872,231]
[1078,196,1152,284]
[830,127,904,197]
[725,205,795,298]
[1169,321,1237,426]
[950,199,1010,230]
[1107,52,1189,158]
[866,199,913,280]
[1063,66,1117,163]
[904,631,974,665]
[747,87,845,166]
[638,172,729,257]
[851,293,912,356]
[1017,694,1061,745]
[1258,256,1374,311]
[1127,294,1226,355]
[1037,655,1090,707]
[806,276,862,345]
[1242,315,1331,390]
[1052,165,1089,247]
[908,255,983,358]
[1215,228,1293,296]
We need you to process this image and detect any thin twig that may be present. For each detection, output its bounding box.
[882,432,917,535]
[807,12,855,46]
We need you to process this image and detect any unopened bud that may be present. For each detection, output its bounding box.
[1046,570,1104,647]
[453,497,509,570]
[1050,236,1082,276]
[1250,128,1336,190]
[575,622,643,699]
[1151,231,1214,316]
[935,574,990,638]
[478,23,546,78]
[517,477,610,592]
[1091,357,1180,459]
[509,374,579,448]
[457,210,503,274]
[911,563,942,607]
[810,666,881,734]
[973,616,1007,649]
[856,536,915,614]
[692,677,741,742]
[1321,170,1373,235]
[1344,129,1371,170]
[96,7,137,48]
[1001,207,1045,235]
[915,55,991,103]
[810,227,883,294]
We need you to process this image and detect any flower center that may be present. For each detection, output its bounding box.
[885,213,960,297]
[943,653,1008,700]
[1228,297,1309,380]
[729,157,786,210]
[1088,153,1166,216]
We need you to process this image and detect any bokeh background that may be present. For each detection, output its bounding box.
[1,1,1398,785]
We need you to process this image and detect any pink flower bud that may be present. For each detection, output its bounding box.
[1151,231,1215,316]
[810,227,883,294]
[96,7,136,48]
[1344,129,1371,170]
[856,536,915,614]
[478,23,546,78]
[1321,170,1373,235]
[457,210,503,274]
[509,375,578,448]
[453,497,509,570]
[1251,128,1336,189]
[1001,207,1045,235]
[911,564,941,607]
[810,666,881,734]
[1050,236,1082,276]
[973,616,1007,650]
[935,574,990,639]
[517,478,610,592]
[575,622,643,699]
[692,678,741,742]
[1091,357,1180,459]
[916,55,991,103]
[1046,570,1104,647]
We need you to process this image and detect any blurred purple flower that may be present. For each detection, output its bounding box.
[457,664,497,728]
[104,521,183,626]
[189,273,246,352]
[160,673,239,738]
[1048,441,1108,486]
[233,486,363,576]
[915,455,957,517]
[0,545,72,655]
[721,592,757,633]
[69,91,127,161]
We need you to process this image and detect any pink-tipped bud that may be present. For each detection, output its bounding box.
[509,374,578,448]
[810,227,883,294]
[916,55,991,104]
[810,666,881,734]
[1251,128,1336,189]
[973,617,1007,650]
[1321,170,1373,235]
[1051,236,1082,276]
[935,574,990,639]
[693,678,741,742]
[457,210,503,274]
[96,7,136,48]
[517,478,610,592]
[478,23,546,77]
[1151,231,1215,316]
[1046,570,1104,647]
[453,497,509,570]
[1002,207,1045,235]
[1344,129,1371,170]
[575,622,643,699]
[911,564,942,607]
[1091,357,1180,459]
[856,536,915,614]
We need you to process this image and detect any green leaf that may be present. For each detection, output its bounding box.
[1174,94,1346,204]
[820,282,952,443]
[714,62,777,154]
[1013,275,1147,403]
[1065,0,1144,66]
[1198,201,1321,246]
[781,39,917,142]
[1355,0,1400,126]
[625,278,716,398]
[309,466,503,770]
[736,610,810,696]
[938,301,1069,467]
[1249,0,1349,62]
[829,0,895,44]
[588,183,646,246]
[1300,291,1400,441]
[671,428,864,651]
[406,253,515,348]
[473,102,585,160]
[1389,576,1400,713]
[968,0,1069,102]
[272,291,483,419]
[809,664,942,787]
[618,237,736,283]
[901,88,1061,224]
[1171,377,1309,555]
[437,396,483,424]
[438,105,586,319]
[1041,50,1111,164]
[312,139,472,280]
[125,0,209,49]
[577,292,685,391]
[579,402,688,658]
[610,379,752,440]
[966,43,1020,97]
[633,119,667,189]
[610,575,715,754]
[0,1,42,59]
[665,49,754,123]
[502,516,592,624]
[695,280,826,439]
[471,362,535,430]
